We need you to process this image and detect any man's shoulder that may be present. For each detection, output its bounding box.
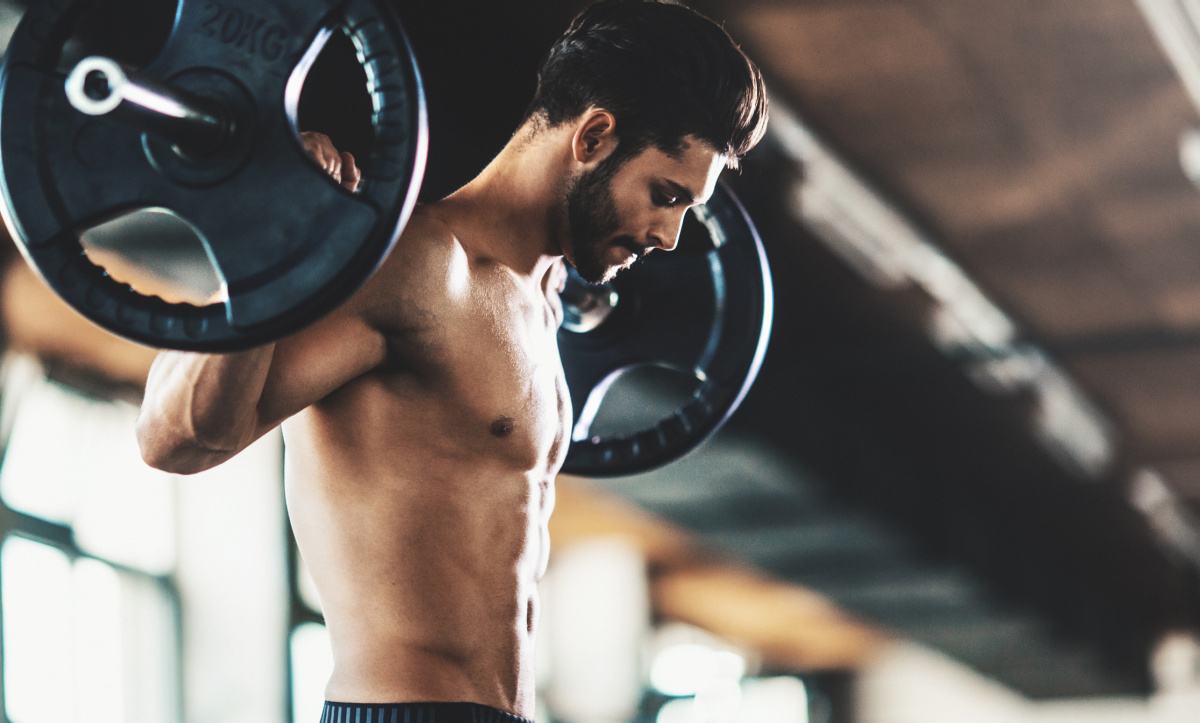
[350,204,471,327]
[336,201,470,338]
[384,204,469,282]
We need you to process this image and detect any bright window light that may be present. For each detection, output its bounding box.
[296,549,323,614]
[694,652,744,721]
[741,677,809,723]
[650,644,746,698]
[656,697,699,723]
[73,559,125,722]
[1,536,178,723]
[652,643,718,696]
[0,375,176,574]
[2,536,73,723]
[0,381,83,524]
[290,623,333,723]
[542,538,648,721]
[657,677,809,723]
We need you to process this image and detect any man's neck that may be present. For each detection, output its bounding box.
[439,122,569,285]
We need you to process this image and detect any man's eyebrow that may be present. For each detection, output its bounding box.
[663,179,699,204]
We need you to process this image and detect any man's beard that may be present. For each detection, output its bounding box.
[563,155,639,284]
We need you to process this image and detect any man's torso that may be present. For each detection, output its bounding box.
[282,206,569,717]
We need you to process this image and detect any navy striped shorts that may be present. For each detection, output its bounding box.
[320,701,533,723]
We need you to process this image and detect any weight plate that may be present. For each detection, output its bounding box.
[0,0,427,350]
[559,182,774,477]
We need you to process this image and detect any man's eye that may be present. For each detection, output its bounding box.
[653,191,679,207]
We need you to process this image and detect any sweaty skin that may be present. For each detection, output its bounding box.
[285,210,571,710]
[137,115,724,717]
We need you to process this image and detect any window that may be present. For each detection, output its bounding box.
[0,356,182,722]
[288,537,330,723]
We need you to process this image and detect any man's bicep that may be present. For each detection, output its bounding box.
[252,309,387,433]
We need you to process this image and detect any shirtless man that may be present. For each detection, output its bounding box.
[135,1,768,720]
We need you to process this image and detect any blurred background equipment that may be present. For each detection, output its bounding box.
[1,1,1200,722]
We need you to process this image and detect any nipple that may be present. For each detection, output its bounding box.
[490,416,516,437]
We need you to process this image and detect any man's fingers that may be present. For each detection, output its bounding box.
[300,131,328,160]
[341,152,361,192]
[328,152,342,183]
[298,132,364,191]
[299,131,346,184]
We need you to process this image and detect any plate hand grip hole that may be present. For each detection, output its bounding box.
[292,26,375,164]
[584,365,703,440]
[80,207,226,306]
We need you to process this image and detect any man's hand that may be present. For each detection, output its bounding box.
[300,131,361,192]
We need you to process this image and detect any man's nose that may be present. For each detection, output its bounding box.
[650,212,687,252]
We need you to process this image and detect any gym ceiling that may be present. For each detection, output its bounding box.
[3,0,1200,700]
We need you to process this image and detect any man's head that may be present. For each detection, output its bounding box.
[526,0,769,283]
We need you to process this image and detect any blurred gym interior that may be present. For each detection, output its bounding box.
[0,1,1199,722]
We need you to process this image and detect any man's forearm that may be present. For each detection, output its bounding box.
[137,346,276,470]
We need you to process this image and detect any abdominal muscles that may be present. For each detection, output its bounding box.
[281,374,554,714]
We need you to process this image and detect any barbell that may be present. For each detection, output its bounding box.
[0,0,772,476]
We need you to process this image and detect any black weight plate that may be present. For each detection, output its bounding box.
[559,183,774,477]
[0,0,427,350]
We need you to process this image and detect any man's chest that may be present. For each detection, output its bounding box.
[395,285,572,473]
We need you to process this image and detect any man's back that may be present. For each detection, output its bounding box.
[283,206,568,716]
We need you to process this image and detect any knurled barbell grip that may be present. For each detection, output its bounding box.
[64,55,234,158]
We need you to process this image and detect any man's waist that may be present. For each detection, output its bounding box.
[321,700,533,723]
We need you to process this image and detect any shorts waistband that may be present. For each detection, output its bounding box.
[320,701,533,723]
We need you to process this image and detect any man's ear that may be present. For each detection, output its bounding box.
[571,109,618,166]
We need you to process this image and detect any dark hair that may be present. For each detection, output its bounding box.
[525,0,769,170]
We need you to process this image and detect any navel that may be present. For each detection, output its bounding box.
[490,416,516,437]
